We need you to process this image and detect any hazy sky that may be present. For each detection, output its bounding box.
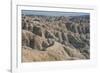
[22,10,89,16]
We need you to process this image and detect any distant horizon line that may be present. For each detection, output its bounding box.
[22,10,90,17]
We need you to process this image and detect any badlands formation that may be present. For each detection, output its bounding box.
[22,14,90,62]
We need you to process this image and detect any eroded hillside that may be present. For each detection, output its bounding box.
[22,15,90,62]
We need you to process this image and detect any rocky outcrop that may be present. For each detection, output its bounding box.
[30,35,49,50]
[22,41,87,62]
[22,42,71,62]
[22,30,35,46]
